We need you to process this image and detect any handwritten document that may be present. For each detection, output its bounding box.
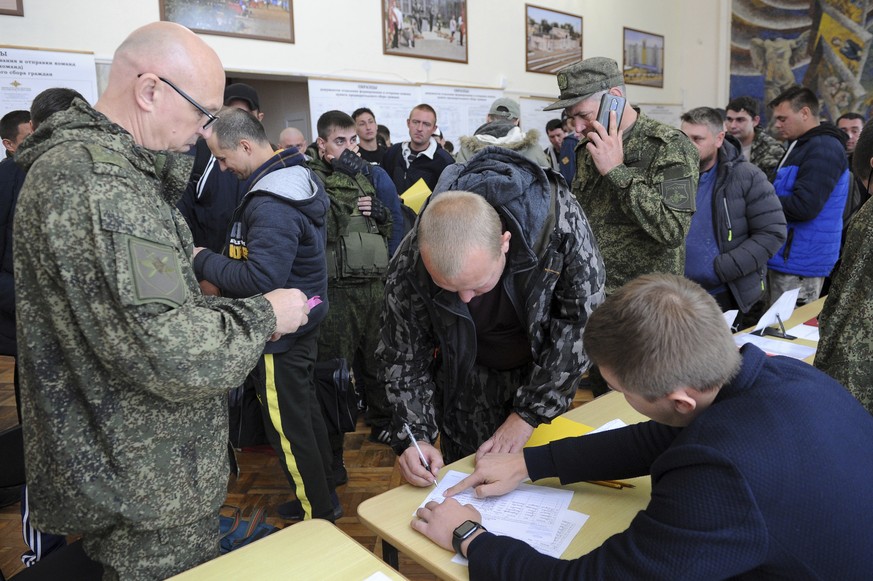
[417,470,589,562]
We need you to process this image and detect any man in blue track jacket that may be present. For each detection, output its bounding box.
[766,86,849,306]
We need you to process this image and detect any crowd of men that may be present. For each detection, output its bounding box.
[1,20,872,580]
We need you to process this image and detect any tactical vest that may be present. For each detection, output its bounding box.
[313,167,389,280]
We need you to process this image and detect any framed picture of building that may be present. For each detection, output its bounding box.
[160,0,294,44]
[623,27,664,88]
[0,0,23,17]
[525,4,582,74]
[382,0,468,64]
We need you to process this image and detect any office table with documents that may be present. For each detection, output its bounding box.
[358,392,650,580]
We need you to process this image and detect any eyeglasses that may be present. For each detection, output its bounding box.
[138,74,219,130]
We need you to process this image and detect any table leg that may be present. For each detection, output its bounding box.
[382,539,399,570]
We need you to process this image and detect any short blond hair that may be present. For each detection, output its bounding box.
[418,191,503,278]
[583,274,741,399]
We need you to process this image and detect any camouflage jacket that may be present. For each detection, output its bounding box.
[815,197,873,414]
[572,111,699,294]
[13,100,275,534]
[377,147,606,447]
[750,128,785,182]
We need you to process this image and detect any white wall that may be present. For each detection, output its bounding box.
[1,0,731,137]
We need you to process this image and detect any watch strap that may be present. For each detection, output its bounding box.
[452,520,486,556]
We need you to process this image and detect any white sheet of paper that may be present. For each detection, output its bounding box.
[418,470,572,528]
[449,508,589,564]
[362,573,394,581]
[753,288,799,332]
[588,419,627,434]
[420,470,589,566]
[734,333,816,360]
[786,323,820,342]
[723,309,739,329]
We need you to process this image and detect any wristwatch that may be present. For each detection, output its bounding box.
[452,520,486,557]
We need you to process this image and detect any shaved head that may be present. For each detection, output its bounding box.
[278,126,306,151]
[96,21,225,152]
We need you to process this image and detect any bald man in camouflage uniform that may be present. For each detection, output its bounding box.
[13,22,311,580]
[378,148,605,485]
[545,57,699,295]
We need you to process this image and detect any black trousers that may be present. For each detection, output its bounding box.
[249,328,335,520]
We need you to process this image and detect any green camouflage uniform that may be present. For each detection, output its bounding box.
[750,128,786,182]
[815,197,873,414]
[13,100,275,578]
[572,111,699,295]
[307,154,393,428]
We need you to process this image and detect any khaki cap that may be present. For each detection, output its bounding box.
[543,57,625,111]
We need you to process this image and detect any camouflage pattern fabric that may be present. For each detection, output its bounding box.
[572,112,699,295]
[308,155,392,424]
[377,156,605,454]
[750,128,786,182]
[815,198,873,414]
[82,513,218,580]
[12,100,275,535]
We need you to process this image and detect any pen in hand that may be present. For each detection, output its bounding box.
[403,422,438,487]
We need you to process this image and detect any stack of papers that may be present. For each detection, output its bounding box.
[417,470,589,564]
[733,333,816,360]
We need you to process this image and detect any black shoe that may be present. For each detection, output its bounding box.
[368,426,392,446]
[277,492,343,521]
[334,464,348,486]
[332,452,349,486]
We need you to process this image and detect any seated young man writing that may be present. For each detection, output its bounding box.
[411,273,873,580]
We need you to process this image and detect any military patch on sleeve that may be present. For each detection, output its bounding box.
[661,177,696,212]
[126,236,186,307]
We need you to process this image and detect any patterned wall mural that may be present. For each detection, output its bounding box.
[731,0,873,123]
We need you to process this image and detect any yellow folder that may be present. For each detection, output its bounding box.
[525,416,594,448]
[399,178,432,214]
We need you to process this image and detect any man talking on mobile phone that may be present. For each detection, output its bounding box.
[544,57,699,297]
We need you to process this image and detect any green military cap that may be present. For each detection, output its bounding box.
[544,57,625,111]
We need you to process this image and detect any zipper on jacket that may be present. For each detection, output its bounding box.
[722,198,733,242]
[783,228,794,262]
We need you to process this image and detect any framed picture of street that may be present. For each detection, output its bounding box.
[160,0,294,44]
[0,0,23,17]
[525,5,582,74]
[623,27,664,88]
[382,0,468,64]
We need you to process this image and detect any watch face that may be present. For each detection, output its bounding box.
[455,520,479,538]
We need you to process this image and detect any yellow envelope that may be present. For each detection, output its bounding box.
[400,178,432,214]
[525,416,594,448]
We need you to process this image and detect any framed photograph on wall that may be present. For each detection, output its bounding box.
[159,0,294,44]
[525,4,582,74]
[623,27,664,88]
[382,0,468,64]
[0,0,23,17]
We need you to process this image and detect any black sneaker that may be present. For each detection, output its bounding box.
[334,464,348,487]
[368,426,392,446]
[277,492,343,521]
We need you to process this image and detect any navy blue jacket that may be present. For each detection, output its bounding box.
[0,154,25,355]
[193,148,329,353]
[381,141,454,194]
[768,124,849,277]
[468,345,873,580]
[558,134,578,186]
[177,138,248,253]
[707,137,786,312]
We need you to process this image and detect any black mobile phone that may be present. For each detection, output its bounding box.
[595,93,626,130]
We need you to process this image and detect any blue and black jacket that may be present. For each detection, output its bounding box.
[767,124,849,277]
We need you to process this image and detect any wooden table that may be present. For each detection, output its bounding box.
[169,518,408,580]
[358,392,650,581]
